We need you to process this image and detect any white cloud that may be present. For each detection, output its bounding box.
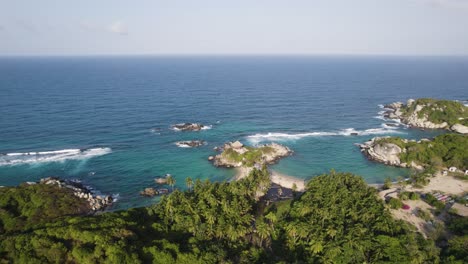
[109,21,128,35]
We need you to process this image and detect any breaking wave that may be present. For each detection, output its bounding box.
[0,147,112,166]
[246,127,404,144]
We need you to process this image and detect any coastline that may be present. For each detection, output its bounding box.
[234,167,306,191]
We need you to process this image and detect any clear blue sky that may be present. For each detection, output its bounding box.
[1,0,467,55]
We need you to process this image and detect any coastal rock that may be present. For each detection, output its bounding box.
[175,140,205,148]
[382,99,467,131]
[172,123,207,131]
[140,187,158,197]
[208,156,214,161]
[213,142,292,168]
[37,177,113,212]
[359,137,403,166]
[450,124,468,134]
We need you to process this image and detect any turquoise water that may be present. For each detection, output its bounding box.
[0,56,466,209]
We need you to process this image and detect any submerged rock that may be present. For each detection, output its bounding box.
[140,188,158,197]
[172,123,208,131]
[175,140,205,148]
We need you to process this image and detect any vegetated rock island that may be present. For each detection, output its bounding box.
[383,98,468,134]
[209,141,306,191]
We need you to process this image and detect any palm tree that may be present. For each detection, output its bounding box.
[167,175,176,192]
[185,177,193,191]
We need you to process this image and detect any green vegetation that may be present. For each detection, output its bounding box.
[398,191,420,200]
[0,183,89,234]
[222,145,275,166]
[400,98,468,126]
[376,134,468,170]
[440,213,468,263]
[0,171,461,263]
[388,197,404,209]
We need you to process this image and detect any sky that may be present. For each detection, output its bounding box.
[0,0,467,55]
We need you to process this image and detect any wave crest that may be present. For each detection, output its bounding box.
[0,147,112,166]
[246,127,404,144]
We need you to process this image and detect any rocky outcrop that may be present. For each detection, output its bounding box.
[212,142,292,168]
[383,99,467,133]
[359,138,403,166]
[358,137,425,170]
[140,187,158,197]
[39,177,114,211]
[175,140,206,148]
[172,123,209,131]
[451,124,468,134]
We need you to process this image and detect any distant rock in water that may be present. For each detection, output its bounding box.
[140,187,158,197]
[175,140,206,148]
[172,123,210,131]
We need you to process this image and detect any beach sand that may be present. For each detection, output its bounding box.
[234,167,306,191]
[406,172,468,195]
[270,170,306,191]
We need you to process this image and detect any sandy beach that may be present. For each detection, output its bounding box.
[406,172,468,195]
[234,167,306,191]
[270,170,306,191]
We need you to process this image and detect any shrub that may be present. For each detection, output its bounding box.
[388,198,403,209]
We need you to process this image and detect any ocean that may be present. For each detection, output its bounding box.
[0,55,467,209]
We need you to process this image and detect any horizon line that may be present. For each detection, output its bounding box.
[1,53,468,58]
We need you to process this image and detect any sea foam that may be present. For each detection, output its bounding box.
[246,127,404,144]
[0,147,112,166]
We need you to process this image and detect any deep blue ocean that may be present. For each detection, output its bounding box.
[0,56,467,209]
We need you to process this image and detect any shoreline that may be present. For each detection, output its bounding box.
[234,167,306,191]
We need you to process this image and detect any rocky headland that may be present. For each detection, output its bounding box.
[358,134,467,172]
[383,98,468,134]
[358,137,424,170]
[171,123,209,131]
[35,177,114,212]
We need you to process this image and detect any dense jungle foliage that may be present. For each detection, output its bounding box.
[0,169,466,263]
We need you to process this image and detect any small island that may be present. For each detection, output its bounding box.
[383,98,468,133]
[209,141,306,191]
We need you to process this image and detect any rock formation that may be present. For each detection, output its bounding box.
[38,177,113,211]
[383,98,467,133]
[171,123,208,131]
[175,140,206,148]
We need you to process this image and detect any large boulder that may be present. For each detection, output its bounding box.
[451,124,468,134]
[359,138,402,166]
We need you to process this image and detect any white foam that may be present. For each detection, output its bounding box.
[246,127,404,144]
[0,147,112,166]
[175,143,192,148]
[201,125,212,130]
